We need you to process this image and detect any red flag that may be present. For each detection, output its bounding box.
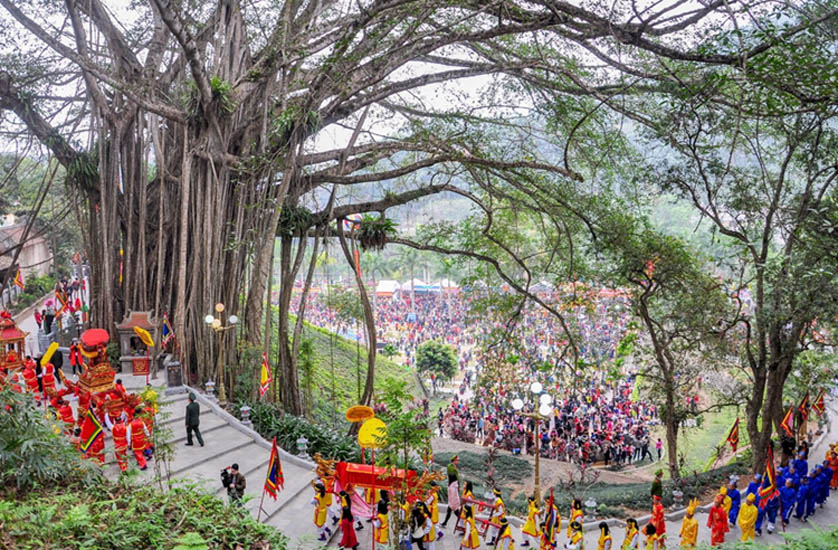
[79,409,103,453]
[759,447,779,508]
[812,391,826,416]
[780,406,794,437]
[259,353,272,396]
[726,418,740,453]
[798,393,810,422]
[264,437,284,499]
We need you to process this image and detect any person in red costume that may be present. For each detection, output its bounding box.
[69,340,83,376]
[112,416,129,472]
[77,389,91,427]
[339,506,359,550]
[56,398,75,434]
[41,362,56,399]
[129,409,150,470]
[21,361,39,401]
[650,494,667,548]
[706,494,729,547]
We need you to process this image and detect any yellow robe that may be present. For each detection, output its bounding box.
[491,498,507,527]
[428,492,440,524]
[375,512,389,544]
[598,534,613,550]
[622,528,639,550]
[522,501,540,537]
[568,508,583,537]
[679,516,697,548]
[645,533,658,550]
[722,496,732,516]
[313,493,328,527]
[498,526,515,550]
[568,530,584,550]
[461,515,480,549]
[737,502,757,542]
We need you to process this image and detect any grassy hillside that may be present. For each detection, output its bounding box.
[289,315,423,423]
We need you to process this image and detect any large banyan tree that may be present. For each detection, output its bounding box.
[2,0,828,433]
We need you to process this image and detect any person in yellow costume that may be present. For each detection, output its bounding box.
[497,517,515,550]
[460,505,481,550]
[568,499,583,538]
[719,487,731,516]
[420,501,437,550]
[311,482,333,541]
[374,501,389,545]
[140,384,159,414]
[521,496,541,547]
[489,487,507,545]
[565,521,584,550]
[679,499,698,548]
[737,494,758,542]
[597,522,613,550]
[643,524,658,550]
[622,519,639,550]
[426,482,442,540]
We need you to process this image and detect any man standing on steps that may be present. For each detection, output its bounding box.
[185,392,204,447]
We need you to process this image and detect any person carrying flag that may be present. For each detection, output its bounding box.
[79,405,105,464]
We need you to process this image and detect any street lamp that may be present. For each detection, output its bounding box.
[512,381,553,502]
[204,302,238,403]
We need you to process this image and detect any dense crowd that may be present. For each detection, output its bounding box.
[293,283,660,466]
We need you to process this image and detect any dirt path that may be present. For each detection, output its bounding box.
[432,436,654,488]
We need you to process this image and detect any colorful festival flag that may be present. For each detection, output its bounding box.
[798,392,810,422]
[263,437,284,499]
[758,446,780,508]
[726,418,740,453]
[161,313,175,349]
[79,409,103,453]
[813,391,826,416]
[780,406,794,437]
[259,353,272,396]
[13,268,24,290]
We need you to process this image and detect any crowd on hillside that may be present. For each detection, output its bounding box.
[292,283,661,466]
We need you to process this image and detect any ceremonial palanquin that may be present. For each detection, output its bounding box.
[77,328,115,395]
[0,311,27,372]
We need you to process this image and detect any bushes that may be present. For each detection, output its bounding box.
[236,401,362,463]
[0,388,98,491]
[0,481,286,549]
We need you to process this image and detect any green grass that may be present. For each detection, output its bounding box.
[288,314,421,422]
[677,404,745,472]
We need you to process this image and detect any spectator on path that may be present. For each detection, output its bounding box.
[655,438,663,460]
[441,455,460,528]
[221,463,246,505]
[651,470,663,499]
[34,310,42,330]
[185,392,204,447]
[69,340,83,376]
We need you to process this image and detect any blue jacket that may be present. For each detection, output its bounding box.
[793,458,808,477]
[780,486,796,508]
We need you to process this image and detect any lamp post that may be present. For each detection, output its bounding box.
[512,381,553,502]
[204,302,238,404]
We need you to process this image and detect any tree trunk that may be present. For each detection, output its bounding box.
[665,385,681,482]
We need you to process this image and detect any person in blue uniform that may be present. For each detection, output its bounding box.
[745,474,761,508]
[793,452,808,477]
[727,477,741,526]
[795,476,809,521]
[805,471,818,518]
[779,479,796,526]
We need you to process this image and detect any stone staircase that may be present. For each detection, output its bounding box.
[90,378,323,547]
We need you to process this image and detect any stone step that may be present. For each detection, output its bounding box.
[267,476,330,546]
[160,407,213,427]
[168,426,254,477]
[249,464,315,523]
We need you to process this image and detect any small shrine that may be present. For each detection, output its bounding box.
[77,328,115,395]
[115,311,159,376]
[0,310,27,372]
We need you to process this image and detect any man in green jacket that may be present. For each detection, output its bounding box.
[185,392,204,446]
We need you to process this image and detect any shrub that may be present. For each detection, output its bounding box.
[0,388,98,491]
[0,481,286,549]
[234,401,362,462]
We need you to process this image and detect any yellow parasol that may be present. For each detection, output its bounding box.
[345,404,374,423]
[133,326,155,347]
[357,417,387,449]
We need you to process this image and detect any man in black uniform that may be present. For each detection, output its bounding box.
[185,392,204,446]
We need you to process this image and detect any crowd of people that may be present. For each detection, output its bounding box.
[294,283,660,467]
[1,359,158,471]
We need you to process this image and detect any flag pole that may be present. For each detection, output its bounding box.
[257,483,267,522]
